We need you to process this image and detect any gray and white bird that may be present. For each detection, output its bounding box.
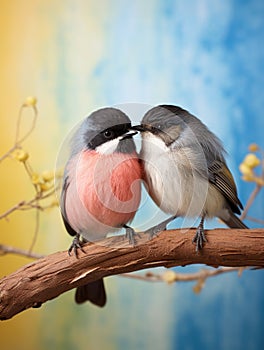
[133,104,248,250]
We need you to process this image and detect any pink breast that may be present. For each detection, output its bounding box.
[65,150,142,235]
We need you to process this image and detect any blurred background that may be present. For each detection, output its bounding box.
[0,0,264,349]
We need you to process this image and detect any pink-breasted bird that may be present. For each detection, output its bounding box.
[60,107,142,307]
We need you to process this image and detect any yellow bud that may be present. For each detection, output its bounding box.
[50,198,59,207]
[31,173,43,185]
[193,279,205,294]
[40,182,53,192]
[255,177,264,186]
[13,149,29,162]
[239,163,253,176]
[242,174,255,182]
[163,270,177,284]
[42,170,54,182]
[243,154,260,169]
[24,96,37,107]
[248,143,259,152]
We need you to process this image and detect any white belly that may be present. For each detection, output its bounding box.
[141,133,225,218]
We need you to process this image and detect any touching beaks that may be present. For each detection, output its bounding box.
[120,125,147,141]
[121,129,138,140]
[121,124,146,140]
[130,124,146,132]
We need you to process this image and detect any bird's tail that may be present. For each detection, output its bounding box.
[219,209,248,229]
[75,279,106,307]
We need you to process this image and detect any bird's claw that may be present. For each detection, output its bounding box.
[192,227,207,252]
[68,234,85,257]
[145,223,166,239]
[145,216,177,239]
[124,225,139,247]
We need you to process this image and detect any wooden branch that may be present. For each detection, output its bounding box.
[0,228,264,320]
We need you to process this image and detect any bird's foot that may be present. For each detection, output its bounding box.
[145,216,177,239]
[123,224,139,247]
[192,225,207,252]
[68,234,85,257]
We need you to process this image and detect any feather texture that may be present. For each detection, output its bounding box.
[63,149,142,241]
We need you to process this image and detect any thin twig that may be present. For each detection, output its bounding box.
[0,104,38,163]
[0,145,17,163]
[244,216,264,225]
[120,272,163,282]
[0,244,44,259]
[120,266,245,283]
[0,201,26,220]
[28,207,40,253]
[15,105,38,145]
[0,184,59,220]
[240,184,262,220]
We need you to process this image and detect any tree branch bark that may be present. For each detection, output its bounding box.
[0,228,264,320]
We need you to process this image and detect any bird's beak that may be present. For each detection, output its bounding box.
[130,124,146,132]
[121,129,138,140]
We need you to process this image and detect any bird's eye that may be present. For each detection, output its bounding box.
[103,130,114,138]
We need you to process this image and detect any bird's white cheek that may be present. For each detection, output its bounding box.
[141,132,169,156]
[95,137,121,155]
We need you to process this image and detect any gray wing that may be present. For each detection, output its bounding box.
[208,160,243,214]
[61,176,77,237]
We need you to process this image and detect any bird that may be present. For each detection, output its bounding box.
[133,104,248,251]
[60,107,142,306]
